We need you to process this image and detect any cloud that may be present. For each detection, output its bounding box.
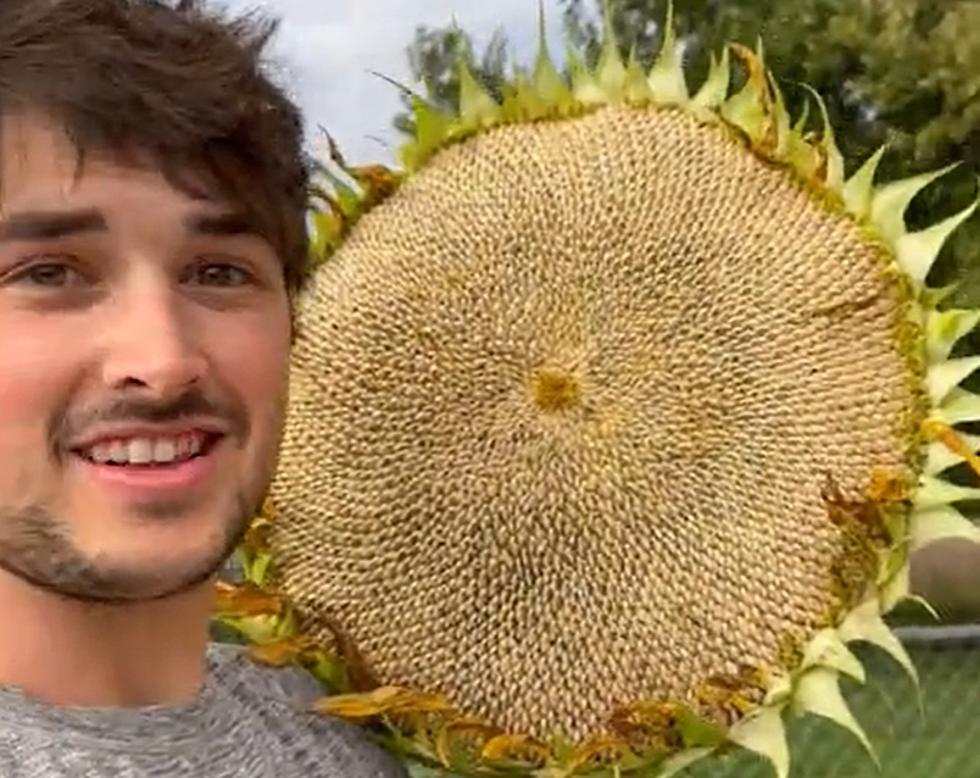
[220,0,564,163]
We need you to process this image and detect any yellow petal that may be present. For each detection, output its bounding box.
[910,504,980,550]
[595,0,627,100]
[567,46,605,106]
[531,1,573,111]
[800,84,844,193]
[720,43,769,147]
[878,558,912,613]
[895,197,979,285]
[922,418,980,475]
[800,628,866,683]
[647,0,688,105]
[766,72,792,158]
[213,581,284,617]
[914,474,980,510]
[693,47,731,110]
[843,145,887,220]
[792,97,811,134]
[625,49,654,103]
[763,673,794,707]
[480,734,549,764]
[925,308,980,363]
[314,686,407,719]
[870,162,960,245]
[247,636,315,667]
[838,598,919,692]
[458,60,501,130]
[926,356,980,405]
[937,387,980,425]
[727,706,790,778]
[793,668,879,766]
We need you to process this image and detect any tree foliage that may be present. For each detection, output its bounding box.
[391,24,508,138]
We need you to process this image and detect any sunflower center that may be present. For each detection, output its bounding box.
[531,366,581,412]
[271,104,919,743]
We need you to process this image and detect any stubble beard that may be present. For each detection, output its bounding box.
[0,489,259,604]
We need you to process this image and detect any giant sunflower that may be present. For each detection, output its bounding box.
[215,4,980,777]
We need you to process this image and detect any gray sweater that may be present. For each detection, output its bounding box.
[0,643,409,777]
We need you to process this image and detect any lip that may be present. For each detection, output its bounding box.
[68,420,229,452]
[72,435,225,498]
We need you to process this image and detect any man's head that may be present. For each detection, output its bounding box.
[0,0,309,604]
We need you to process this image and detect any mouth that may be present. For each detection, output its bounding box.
[71,431,224,467]
[68,432,228,501]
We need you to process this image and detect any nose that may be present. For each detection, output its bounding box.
[99,287,208,399]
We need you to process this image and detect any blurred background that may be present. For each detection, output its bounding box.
[215,0,980,774]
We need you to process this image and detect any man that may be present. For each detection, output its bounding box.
[0,0,406,775]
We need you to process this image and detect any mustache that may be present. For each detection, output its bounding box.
[52,388,249,450]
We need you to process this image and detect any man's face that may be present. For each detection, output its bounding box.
[0,113,292,602]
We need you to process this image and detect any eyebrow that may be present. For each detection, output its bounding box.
[186,211,264,239]
[0,209,106,241]
[0,207,263,243]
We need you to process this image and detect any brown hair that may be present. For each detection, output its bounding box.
[0,0,311,292]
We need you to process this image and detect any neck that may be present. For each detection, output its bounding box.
[0,569,216,708]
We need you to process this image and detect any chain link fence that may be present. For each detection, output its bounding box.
[681,625,980,777]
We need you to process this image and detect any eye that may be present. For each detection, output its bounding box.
[6,259,86,289]
[187,261,255,287]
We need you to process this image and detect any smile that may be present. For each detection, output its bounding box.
[69,431,226,496]
[77,431,221,466]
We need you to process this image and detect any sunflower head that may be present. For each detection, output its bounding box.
[216,3,980,776]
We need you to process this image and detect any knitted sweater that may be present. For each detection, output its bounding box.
[0,643,408,777]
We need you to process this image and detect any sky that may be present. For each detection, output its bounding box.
[218,0,569,165]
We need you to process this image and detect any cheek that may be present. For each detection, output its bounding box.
[209,310,291,438]
[0,317,76,500]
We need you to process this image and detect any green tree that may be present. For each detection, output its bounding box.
[390,24,508,138]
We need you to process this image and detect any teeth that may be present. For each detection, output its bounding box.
[90,443,112,464]
[128,438,153,464]
[109,440,129,464]
[82,433,207,465]
[152,438,176,463]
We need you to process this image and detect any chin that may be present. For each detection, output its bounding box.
[0,491,254,604]
[65,533,235,603]
[100,502,249,578]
